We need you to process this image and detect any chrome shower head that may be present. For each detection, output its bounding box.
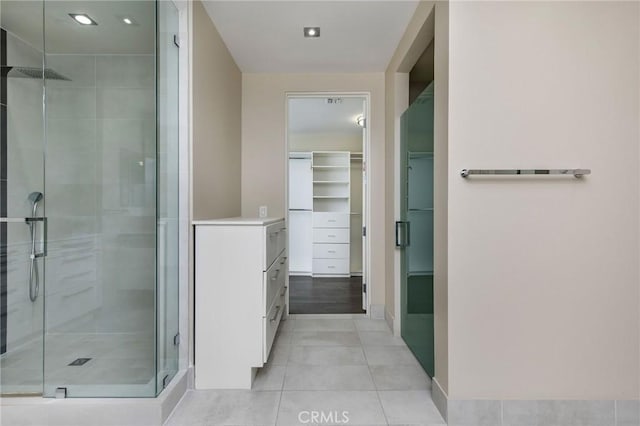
[28,192,43,217]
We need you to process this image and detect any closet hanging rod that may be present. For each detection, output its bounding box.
[460,168,590,178]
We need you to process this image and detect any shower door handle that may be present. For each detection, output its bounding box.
[25,217,48,258]
[395,221,410,248]
[0,217,43,223]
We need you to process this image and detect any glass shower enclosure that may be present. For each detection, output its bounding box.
[397,83,435,376]
[0,0,180,397]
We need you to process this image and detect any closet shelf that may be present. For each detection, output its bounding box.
[312,165,349,169]
[408,270,434,277]
[313,196,349,199]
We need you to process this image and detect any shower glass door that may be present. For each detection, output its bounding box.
[0,0,46,395]
[156,0,180,391]
[398,82,435,376]
[41,0,160,397]
[0,0,180,398]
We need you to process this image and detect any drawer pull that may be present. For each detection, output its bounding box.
[270,305,281,322]
[328,250,336,254]
[328,235,336,238]
[328,265,335,269]
[328,219,336,223]
[281,286,288,296]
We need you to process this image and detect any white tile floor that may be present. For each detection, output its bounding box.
[165,317,445,426]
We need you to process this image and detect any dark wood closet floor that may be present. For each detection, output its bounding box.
[289,276,365,314]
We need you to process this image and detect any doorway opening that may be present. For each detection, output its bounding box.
[286,95,369,315]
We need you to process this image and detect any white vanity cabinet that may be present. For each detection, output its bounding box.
[193,217,287,389]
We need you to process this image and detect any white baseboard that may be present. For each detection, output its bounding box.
[431,377,448,422]
[369,304,385,320]
[384,306,396,336]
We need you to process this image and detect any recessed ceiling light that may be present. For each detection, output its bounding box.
[304,27,320,38]
[69,13,97,26]
[123,18,132,25]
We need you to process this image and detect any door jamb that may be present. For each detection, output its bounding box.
[284,92,372,316]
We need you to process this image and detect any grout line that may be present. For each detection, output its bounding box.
[273,388,284,426]
[363,335,390,426]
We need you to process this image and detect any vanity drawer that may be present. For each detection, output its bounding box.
[264,254,287,314]
[313,228,349,244]
[313,243,349,259]
[265,221,287,268]
[313,212,349,229]
[313,258,349,275]
[263,292,285,362]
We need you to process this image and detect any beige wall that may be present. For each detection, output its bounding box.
[191,0,241,220]
[241,73,386,307]
[432,1,449,397]
[447,1,639,399]
[289,132,361,153]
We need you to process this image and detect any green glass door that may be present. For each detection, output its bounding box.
[398,83,434,376]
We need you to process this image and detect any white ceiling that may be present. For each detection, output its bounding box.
[202,1,419,73]
[2,1,155,55]
[289,97,364,134]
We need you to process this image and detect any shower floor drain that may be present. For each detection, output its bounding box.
[68,358,91,366]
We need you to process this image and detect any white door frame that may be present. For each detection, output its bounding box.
[284,92,372,316]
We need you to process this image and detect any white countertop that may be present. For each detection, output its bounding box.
[193,217,284,226]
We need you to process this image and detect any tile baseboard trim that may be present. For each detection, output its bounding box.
[383,305,395,335]
[370,304,385,320]
[435,396,640,426]
[161,370,188,423]
[431,377,448,422]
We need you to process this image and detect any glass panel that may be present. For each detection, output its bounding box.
[0,0,45,395]
[156,0,179,394]
[400,83,435,376]
[42,0,158,397]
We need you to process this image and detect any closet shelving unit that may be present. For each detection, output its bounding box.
[311,152,351,277]
[311,152,351,215]
[289,151,361,278]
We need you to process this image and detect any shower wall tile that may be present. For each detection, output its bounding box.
[3,34,46,354]
[47,118,97,152]
[96,88,155,120]
[4,50,156,348]
[98,118,155,155]
[46,217,98,242]
[7,77,44,216]
[46,55,96,88]
[7,33,42,68]
[47,87,96,119]
[46,144,97,185]
[96,55,155,88]
[46,183,98,217]
[6,147,42,216]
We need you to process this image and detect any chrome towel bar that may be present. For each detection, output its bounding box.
[460,169,590,178]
